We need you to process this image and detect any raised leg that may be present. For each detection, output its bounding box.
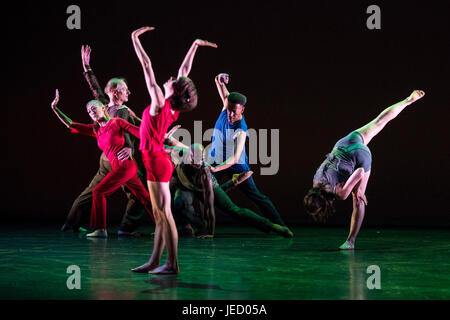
[356,90,425,145]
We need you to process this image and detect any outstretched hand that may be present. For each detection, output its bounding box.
[407,90,425,103]
[217,73,229,85]
[165,125,181,140]
[81,45,92,72]
[194,39,218,48]
[132,26,155,38]
[51,89,60,109]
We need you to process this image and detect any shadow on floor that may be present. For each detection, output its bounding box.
[141,275,247,294]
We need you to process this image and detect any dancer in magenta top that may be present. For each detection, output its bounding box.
[131,26,217,274]
[51,90,154,238]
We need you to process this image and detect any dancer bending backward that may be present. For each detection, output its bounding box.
[304,90,425,249]
[130,26,217,274]
[50,90,155,238]
[210,73,293,237]
[61,45,146,235]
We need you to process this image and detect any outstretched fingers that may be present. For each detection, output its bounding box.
[218,73,229,84]
[195,39,218,48]
[81,45,91,66]
[165,125,181,140]
[132,26,155,38]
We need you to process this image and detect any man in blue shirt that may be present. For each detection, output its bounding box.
[209,73,291,235]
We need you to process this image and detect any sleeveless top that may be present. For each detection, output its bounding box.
[139,100,180,152]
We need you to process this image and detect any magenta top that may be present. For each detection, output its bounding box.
[71,118,140,169]
[139,100,179,152]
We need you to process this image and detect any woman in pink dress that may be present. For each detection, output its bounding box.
[131,27,217,274]
[50,90,154,238]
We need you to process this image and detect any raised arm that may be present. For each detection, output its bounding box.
[81,45,109,105]
[131,27,165,114]
[211,131,247,173]
[177,39,218,79]
[200,167,216,237]
[51,89,72,128]
[215,73,230,109]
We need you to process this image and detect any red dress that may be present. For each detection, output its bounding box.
[140,100,180,182]
[71,118,154,229]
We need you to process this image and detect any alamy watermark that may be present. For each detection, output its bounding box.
[66,5,81,30]
[170,121,280,176]
[366,5,381,30]
[66,265,81,290]
[366,265,381,290]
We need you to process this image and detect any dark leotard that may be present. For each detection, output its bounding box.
[313,131,372,193]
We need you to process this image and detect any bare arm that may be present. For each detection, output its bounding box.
[215,73,230,111]
[163,125,189,149]
[51,89,72,128]
[335,168,366,200]
[165,137,190,150]
[200,167,216,236]
[177,39,218,79]
[131,27,165,115]
[211,131,247,173]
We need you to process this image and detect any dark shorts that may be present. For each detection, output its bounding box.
[334,131,372,172]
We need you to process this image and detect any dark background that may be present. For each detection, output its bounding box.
[4,1,449,227]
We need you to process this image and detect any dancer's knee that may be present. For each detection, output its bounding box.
[153,207,172,224]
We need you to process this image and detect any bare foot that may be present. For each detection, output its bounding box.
[232,171,254,186]
[272,224,294,238]
[197,234,214,239]
[131,262,160,273]
[148,264,179,275]
[339,240,355,250]
[407,90,425,103]
[195,226,211,238]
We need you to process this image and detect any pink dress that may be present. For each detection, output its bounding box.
[139,100,180,182]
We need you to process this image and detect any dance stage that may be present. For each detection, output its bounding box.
[1,224,449,300]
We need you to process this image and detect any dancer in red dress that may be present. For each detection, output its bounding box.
[131,26,217,274]
[51,89,154,238]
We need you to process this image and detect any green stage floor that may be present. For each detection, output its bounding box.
[0,226,449,300]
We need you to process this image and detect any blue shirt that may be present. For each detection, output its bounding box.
[209,110,249,171]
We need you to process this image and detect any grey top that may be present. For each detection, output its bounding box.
[313,132,372,193]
